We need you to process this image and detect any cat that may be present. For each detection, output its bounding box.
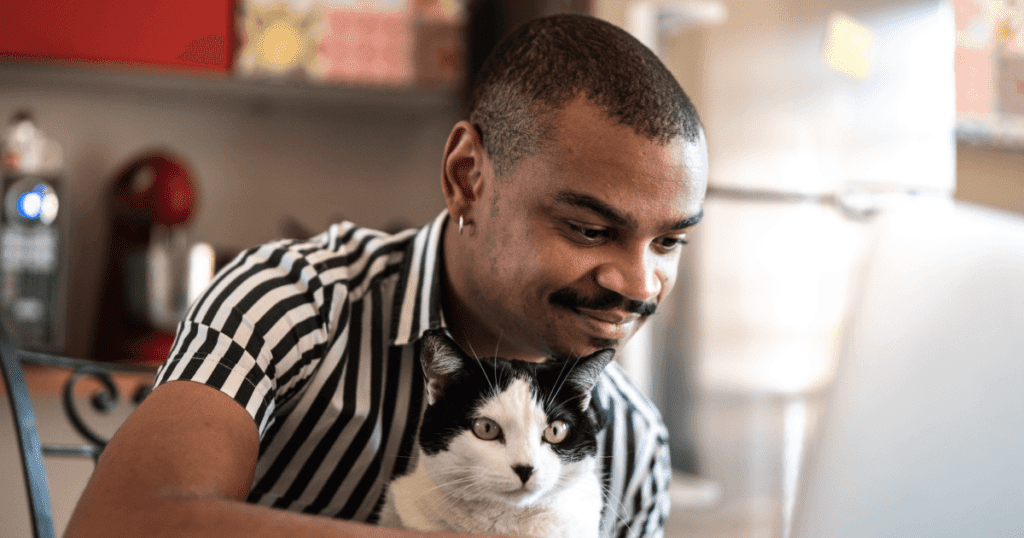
[377,329,614,538]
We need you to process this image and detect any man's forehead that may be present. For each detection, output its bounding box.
[503,96,708,223]
[545,100,705,171]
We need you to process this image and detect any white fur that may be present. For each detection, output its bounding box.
[379,379,603,538]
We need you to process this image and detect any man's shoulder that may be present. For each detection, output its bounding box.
[596,362,667,433]
[185,220,427,332]
[260,221,420,261]
[224,221,422,282]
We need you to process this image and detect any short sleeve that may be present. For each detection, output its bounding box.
[153,236,346,438]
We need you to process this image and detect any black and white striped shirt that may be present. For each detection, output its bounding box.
[155,210,672,538]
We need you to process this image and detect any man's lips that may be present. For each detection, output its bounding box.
[573,307,638,328]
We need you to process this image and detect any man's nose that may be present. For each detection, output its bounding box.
[595,245,663,303]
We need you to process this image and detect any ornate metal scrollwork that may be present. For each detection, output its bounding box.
[3,327,161,538]
[62,366,121,452]
[18,350,158,461]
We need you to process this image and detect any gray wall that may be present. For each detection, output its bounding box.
[1,67,459,358]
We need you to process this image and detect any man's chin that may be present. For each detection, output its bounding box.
[586,335,620,352]
[549,335,622,359]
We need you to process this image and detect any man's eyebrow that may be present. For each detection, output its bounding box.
[553,190,704,231]
[554,191,634,228]
[670,209,703,230]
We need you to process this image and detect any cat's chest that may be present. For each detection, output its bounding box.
[385,457,603,538]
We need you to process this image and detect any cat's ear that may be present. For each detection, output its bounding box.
[565,348,615,410]
[420,329,465,405]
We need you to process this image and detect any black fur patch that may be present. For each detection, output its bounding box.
[417,330,610,462]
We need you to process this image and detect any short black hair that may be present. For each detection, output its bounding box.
[468,13,704,179]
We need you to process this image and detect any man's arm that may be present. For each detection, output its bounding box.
[64,380,488,538]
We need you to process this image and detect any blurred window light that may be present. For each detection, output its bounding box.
[822,11,875,79]
[17,191,42,220]
[38,184,58,225]
[16,184,59,224]
[187,242,216,307]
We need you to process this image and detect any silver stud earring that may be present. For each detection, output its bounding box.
[458,215,464,235]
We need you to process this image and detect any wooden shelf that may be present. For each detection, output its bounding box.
[957,114,1024,152]
[0,60,461,117]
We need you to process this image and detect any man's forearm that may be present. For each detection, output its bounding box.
[66,490,496,538]
[62,382,490,538]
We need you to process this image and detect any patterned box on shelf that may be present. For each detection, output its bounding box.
[956,44,995,115]
[235,0,325,80]
[233,0,464,88]
[414,20,464,88]
[318,2,415,87]
[998,55,1024,115]
[414,0,463,23]
[955,0,1024,115]
[412,0,465,89]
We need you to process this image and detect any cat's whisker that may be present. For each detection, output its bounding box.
[427,477,479,493]
[426,467,478,478]
[545,399,581,416]
[553,343,584,407]
[441,481,492,503]
[429,477,500,504]
[464,339,497,396]
[430,475,479,486]
[547,354,583,410]
[545,347,577,409]
[444,464,500,478]
[430,466,491,479]
[493,329,502,383]
[548,344,581,407]
[595,480,640,535]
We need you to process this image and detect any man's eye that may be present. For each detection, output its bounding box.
[568,223,608,242]
[657,236,688,251]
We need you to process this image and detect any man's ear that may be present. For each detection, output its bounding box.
[441,121,488,226]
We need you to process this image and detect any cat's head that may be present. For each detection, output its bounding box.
[415,329,614,507]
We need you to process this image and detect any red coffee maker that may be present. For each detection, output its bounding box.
[93,151,197,364]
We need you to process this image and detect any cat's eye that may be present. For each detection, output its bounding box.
[544,420,569,444]
[472,418,502,441]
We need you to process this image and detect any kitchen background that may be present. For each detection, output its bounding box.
[1,0,1023,537]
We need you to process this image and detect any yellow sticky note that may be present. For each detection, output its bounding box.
[822,12,875,79]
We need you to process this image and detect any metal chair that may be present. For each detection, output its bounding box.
[0,324,158,538]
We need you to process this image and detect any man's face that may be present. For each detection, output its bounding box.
[465,96,708,360]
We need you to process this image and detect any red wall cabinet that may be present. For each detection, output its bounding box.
[0,0,234,71]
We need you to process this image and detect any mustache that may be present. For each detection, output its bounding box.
[548,288,657,317]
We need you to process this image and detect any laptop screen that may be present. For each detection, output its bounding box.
[791,199,1024,538]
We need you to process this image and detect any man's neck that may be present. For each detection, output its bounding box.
[439,219,547,363]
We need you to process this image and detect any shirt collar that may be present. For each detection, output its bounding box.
[390,210,450,347]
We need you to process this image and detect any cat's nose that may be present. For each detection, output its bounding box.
[512,465,534,484]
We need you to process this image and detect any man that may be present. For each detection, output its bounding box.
[67,13,707,538]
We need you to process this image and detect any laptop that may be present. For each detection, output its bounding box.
[791,198,1024,538]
